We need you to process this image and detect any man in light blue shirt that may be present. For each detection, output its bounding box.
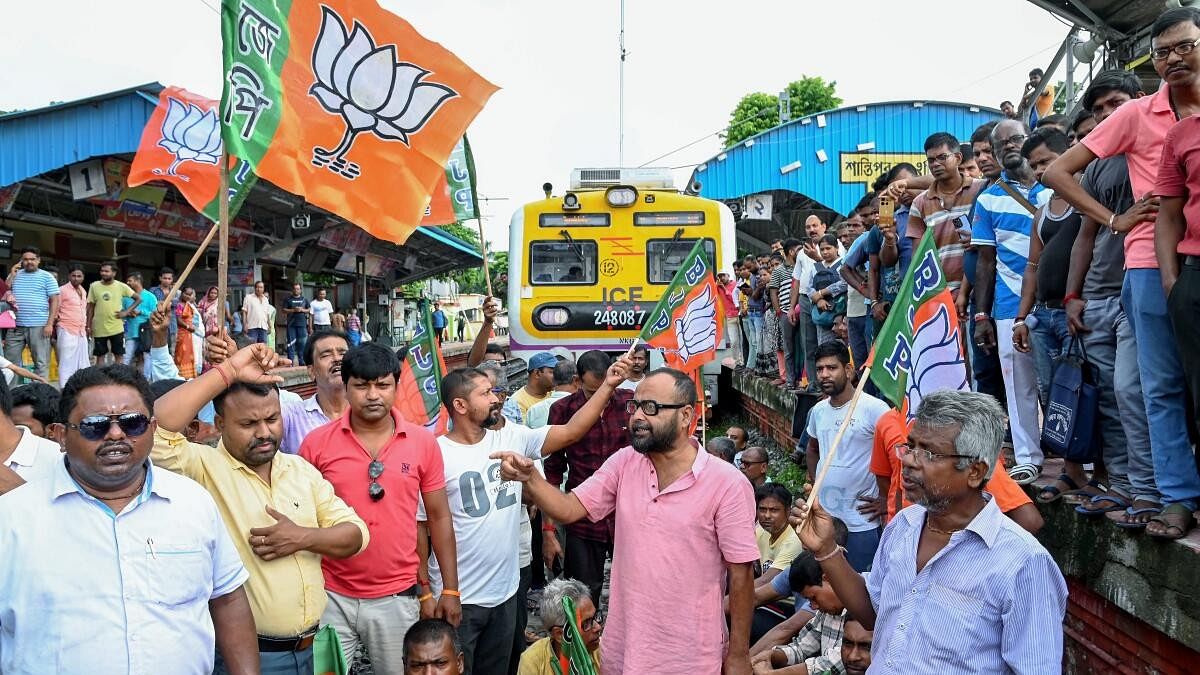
[0,363,259,674]
[971,119,1052,484]
[5,246,60,379]
[796,390,1067,675]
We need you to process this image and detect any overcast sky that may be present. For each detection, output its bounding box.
[1,0,1073,251]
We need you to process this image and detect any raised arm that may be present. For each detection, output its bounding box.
[1043,145,1110,225]
[154,335,287,432]
[542,355,631,454]
[792,500,876,629]
[466,297,498,367]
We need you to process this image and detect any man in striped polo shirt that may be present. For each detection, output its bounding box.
[970,119,1052,485]
[5,247,59,380]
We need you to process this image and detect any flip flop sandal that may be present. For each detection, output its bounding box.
[1075,493,1131,517]
[1112,506,1162,530]
[1037,474,1081,503]
[1147,503,1196,541]
[1063,478,1106,505]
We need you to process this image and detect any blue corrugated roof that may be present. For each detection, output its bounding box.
[692,100,1000,216]
[0,83,164,187]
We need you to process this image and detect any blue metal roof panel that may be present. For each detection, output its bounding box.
[413,225,483,260]
[695,100,1000,216]
[0,84,162,187]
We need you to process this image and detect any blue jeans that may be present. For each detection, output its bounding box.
[745,312,763,369]
[847,315,869,366]
[845,527,882,572]
[286,324,309,365]
[1122,270,1200,510]
[1081,296,1157,503]
[214,646,313,675]
[247,327,269,344]
[1029,306,1070,409]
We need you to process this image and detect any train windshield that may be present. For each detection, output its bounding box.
[647,238,715,284]
[529,241,597,285]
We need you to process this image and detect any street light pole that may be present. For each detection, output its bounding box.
[618,0,626,167]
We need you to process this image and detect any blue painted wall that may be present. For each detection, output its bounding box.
[693,100,1000,217]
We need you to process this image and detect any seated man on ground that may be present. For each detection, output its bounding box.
[739,446,771,488]
[750,550,858,674]
[749,518,848,658]
[518,578,602,675]
[707,436,736,463]
[837,617,873,675]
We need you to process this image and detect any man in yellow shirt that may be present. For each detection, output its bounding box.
[86,261,136,365]
[511,352,557,420]
[149,313,368,675]
[754,484,802,586]
[518,578,601,675]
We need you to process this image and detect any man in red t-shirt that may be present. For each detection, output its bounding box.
[300,343,460,673]
[867,409,1043,534]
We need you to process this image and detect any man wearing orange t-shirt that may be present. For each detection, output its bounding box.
[867,409,1043,534]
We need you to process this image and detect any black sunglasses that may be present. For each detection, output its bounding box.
[368,460,386,501]
[68,413,151,441]
[625,400,689,416]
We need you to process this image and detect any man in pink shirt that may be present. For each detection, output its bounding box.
[717,269,744,367]
[1042,6,1200,539]
[493,368,759,675]
[54,265,89,387]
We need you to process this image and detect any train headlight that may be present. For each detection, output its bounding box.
[538,307,570,326]
[605,186,637,207]
[562,193,581,211]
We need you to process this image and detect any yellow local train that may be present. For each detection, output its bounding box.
[506,168,737,366]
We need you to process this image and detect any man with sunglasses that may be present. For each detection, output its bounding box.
[424,356,631,675]
[491,368,760,675]
[737,446,770,488]
[0,364,260,674]
[794,390,1067,675]
[150,334,368,675]
[300,343,461,674]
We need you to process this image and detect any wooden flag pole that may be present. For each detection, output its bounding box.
[803,365,873,514]
[216,153,231,339]
[159,222,220,311]
[476,218,493,298]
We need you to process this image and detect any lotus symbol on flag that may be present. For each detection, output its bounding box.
[309,6,458,179]
[903,304,969,418]
[154,98,223,182]
[673,286,718,364]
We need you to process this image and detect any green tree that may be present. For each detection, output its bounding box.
[722,76,842,147]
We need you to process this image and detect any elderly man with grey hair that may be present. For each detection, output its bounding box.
[518,578,603,674]
[794,390,1068,674]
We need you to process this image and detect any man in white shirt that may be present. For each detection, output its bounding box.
[241,281,273,345]
[617,343,649,391]
[0,363,259,674]
[310,288,335,329]
[418,356,631,674]
[804,341,888,572]
[0,375,63,494]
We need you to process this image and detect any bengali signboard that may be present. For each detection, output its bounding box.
[840,152,929,188]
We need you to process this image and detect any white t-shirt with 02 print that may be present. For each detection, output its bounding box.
[418,423,549,607]
[806,393,889,533]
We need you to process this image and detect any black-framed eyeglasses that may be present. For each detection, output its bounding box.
[996,134,1028,149]
[1151,36,1200,61]
[625,399,689,416]
[736,458,767,469]
[926,152,955,165]
[368,460,386,501]
[895,443,975,465]
[68,413,151,441]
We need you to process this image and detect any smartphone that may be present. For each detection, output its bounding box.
[878,195,895,226]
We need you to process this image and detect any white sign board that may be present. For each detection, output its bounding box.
[68,159,106,201]
[746,193,773,220]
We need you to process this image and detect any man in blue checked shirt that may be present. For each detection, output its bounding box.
[794,390,1067,675]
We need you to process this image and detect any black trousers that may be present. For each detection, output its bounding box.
[564,532,612,607]
[507,565,532,675]
[1169,266,1200,428]
[459,591,520,675]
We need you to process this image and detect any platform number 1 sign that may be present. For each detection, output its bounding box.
[68,159,106,201]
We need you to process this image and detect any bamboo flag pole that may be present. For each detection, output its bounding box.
[803,365,873,513]
[159,222,220,311]
[476,218,493,298]
[216,154,230,338]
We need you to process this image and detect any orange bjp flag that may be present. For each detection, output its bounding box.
[220,0,498,244]
[127,86,256,222]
